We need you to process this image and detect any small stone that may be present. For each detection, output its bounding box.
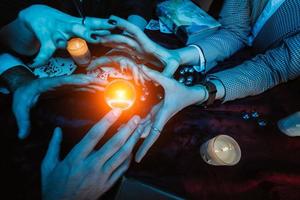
[185,81,192,86]
[184,67,189,73]
[179,77,185,83]
[186,76,194,82]
[242,113,250,120]
[258,119,267,127]
[157,93,163,100]
[140,96,146,101]
[251,112,259,118]
[145,91,150,96]
[179,69,185,75]
[188,68,195,73]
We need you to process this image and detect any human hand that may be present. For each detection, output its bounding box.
[99,16,181,77]
[88,49,150,85]
[13,74,106,139]
[134,66,209,162]
[42,110,142,200]
[19,5,116,67]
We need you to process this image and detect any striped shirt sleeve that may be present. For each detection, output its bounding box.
[210,32,300,102]
[193,0,252,71]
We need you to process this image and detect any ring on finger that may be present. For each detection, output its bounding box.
[151,126,161,134]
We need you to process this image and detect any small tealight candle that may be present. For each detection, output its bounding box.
[67,38,91,66]
[200,135,241,166]
[104,79,136,110]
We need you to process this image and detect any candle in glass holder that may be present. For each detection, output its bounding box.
[67,38,91,66]
[104,79,136,110]
[200,135,241,166]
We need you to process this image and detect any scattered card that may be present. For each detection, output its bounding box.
[33,57,77,78]
[159,19,173,34]
[146,19,160,31]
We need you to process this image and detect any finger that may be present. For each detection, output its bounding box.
[141,65,170,87]
[109,16,150,44]
[66,109,122,164]
[70,23,100,43]
[41,127,63,177]
[84,17,116,30]
[30,40,56,68]
[105,156,131,192]
[38,74,107,92]
[102,120,144,174]
[13,100,31,139]
[87,56,114,71]
[91,115,140,166]
[141,122,152,138]
[100,34,141,52]
[135,108,170,163]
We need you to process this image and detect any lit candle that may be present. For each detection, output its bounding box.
[200,135,241,166]
[67,38,91,66]
[104,79,136,110]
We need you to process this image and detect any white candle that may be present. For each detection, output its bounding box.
[200,135,241,166]
[104,80,136,110]
[67,38,91,66]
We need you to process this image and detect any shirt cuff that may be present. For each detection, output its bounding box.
[189,45,206,73]
[0,53,31,75]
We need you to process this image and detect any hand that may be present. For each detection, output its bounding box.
[13,74,106,139]
[88,49,150,85]
[42,110,142,200]
[99,16,181,77]
[19,5,116,67]
[134,66,209,162]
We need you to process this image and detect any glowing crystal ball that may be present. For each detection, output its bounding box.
[104,79,136,110]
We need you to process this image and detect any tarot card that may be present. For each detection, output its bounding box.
[146,19,160,31]
[33,57,77,78]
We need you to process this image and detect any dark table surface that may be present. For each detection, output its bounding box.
[1,30,300,200]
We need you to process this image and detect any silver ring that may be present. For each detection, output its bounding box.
[151,126,161,134]
[82,17,86,25]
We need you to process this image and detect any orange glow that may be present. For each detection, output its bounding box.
[104,79,136,110]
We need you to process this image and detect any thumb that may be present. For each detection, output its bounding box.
[140,65,170,87]
[14,103,31,140]
[42,127,63,175]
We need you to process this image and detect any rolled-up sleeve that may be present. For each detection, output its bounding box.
[194,0,252,71]
[211,32,300,102]
[0,53,28,75]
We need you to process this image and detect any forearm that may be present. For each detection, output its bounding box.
[189,0,251,71]
[0,13,39,56]
[209,33,300,102]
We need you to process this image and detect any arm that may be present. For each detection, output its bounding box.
[210,32,300,102]
[175,0,252,71]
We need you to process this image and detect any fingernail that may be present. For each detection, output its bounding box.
[108,19,117,25]
[112,108,122,117]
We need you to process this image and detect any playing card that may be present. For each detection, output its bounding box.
[159,20,173,34]
[33,57,77,78]
[87,67,132,81]
[146,19,160,31]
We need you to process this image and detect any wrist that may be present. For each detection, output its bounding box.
[173,46,200,66]
[191,85,209,105]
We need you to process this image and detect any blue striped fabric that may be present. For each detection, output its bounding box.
[205,0,300,102]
